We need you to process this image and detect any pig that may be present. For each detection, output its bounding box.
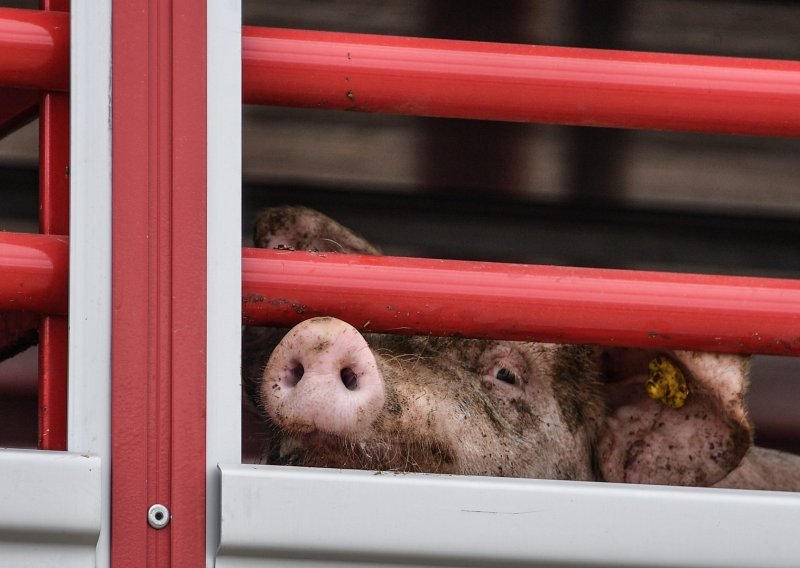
[243,206,800,491]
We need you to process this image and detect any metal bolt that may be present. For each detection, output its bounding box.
[148,504,170,529]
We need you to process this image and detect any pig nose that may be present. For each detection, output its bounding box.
[261,317,385,436]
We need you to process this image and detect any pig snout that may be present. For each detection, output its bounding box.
[261,317,385,436]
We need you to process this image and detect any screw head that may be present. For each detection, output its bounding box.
[148,504,170,529]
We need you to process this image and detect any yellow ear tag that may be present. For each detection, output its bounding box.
[645,356,689,409]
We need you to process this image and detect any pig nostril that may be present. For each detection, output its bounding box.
[287,363,304,386]
[340,367,358,391]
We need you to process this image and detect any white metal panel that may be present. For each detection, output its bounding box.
[207,0,243,565]
[218,464,800,568]
[68,2,112,566]
[0,449,101,567]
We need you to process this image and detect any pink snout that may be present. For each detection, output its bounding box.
[261,317,385,436]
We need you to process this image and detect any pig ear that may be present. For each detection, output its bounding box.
[597,348,752,486]
[0,312,40,362]
[253,205,381,255]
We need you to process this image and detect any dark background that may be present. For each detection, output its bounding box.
[1,0,799,454]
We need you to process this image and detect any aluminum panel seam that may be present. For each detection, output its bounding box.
[218,464,800,568]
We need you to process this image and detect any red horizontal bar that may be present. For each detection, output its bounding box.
[242,249,800,356]
[6,234,799,355]
[243,26,800,138]
[0,232,68,315]
[0,8,69,92]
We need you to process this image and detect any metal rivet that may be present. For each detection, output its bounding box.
[148,504,170,529]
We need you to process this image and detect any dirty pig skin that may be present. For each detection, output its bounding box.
[242,206,800,491]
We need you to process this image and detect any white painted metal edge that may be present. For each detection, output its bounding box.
[207,1,243,566]
[68,1,112,566]
[0,449,101,567]
[218,464,800,568]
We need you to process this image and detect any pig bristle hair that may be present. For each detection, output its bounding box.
[320,238,345,252]
[374,348,434,365]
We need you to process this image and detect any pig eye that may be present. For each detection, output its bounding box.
[480,344,527,389]
[495,367,518,385]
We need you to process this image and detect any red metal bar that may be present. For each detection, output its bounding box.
[2,13,798,136]
[38,316,67,448]
[242,249,800,356]
[39,95,70,235]
[37,0,70,451]
[0,232,68,315]
[171,2,207,563]
[112,0,151,555]
[0,88,38,140]
[0,8,69,92]
[38,0,71,452]
[112,0,207,565]
[1,15,798,137]
[8,236,797,356]
[243,27,800,138]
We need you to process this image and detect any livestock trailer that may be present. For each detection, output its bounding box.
[0,1,799,566]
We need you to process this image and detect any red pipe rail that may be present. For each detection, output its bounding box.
[0,8,69,92]
[243,26,800,138]
[5,238,799,356]
[2,10,799,137]
[0,232,68,315]
[243,249,800,356]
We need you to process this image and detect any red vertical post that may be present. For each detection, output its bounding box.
[38,0,70,452]
[112,0,207,565]
[171,2,208,563]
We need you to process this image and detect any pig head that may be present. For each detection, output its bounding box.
[243,206,798,490]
